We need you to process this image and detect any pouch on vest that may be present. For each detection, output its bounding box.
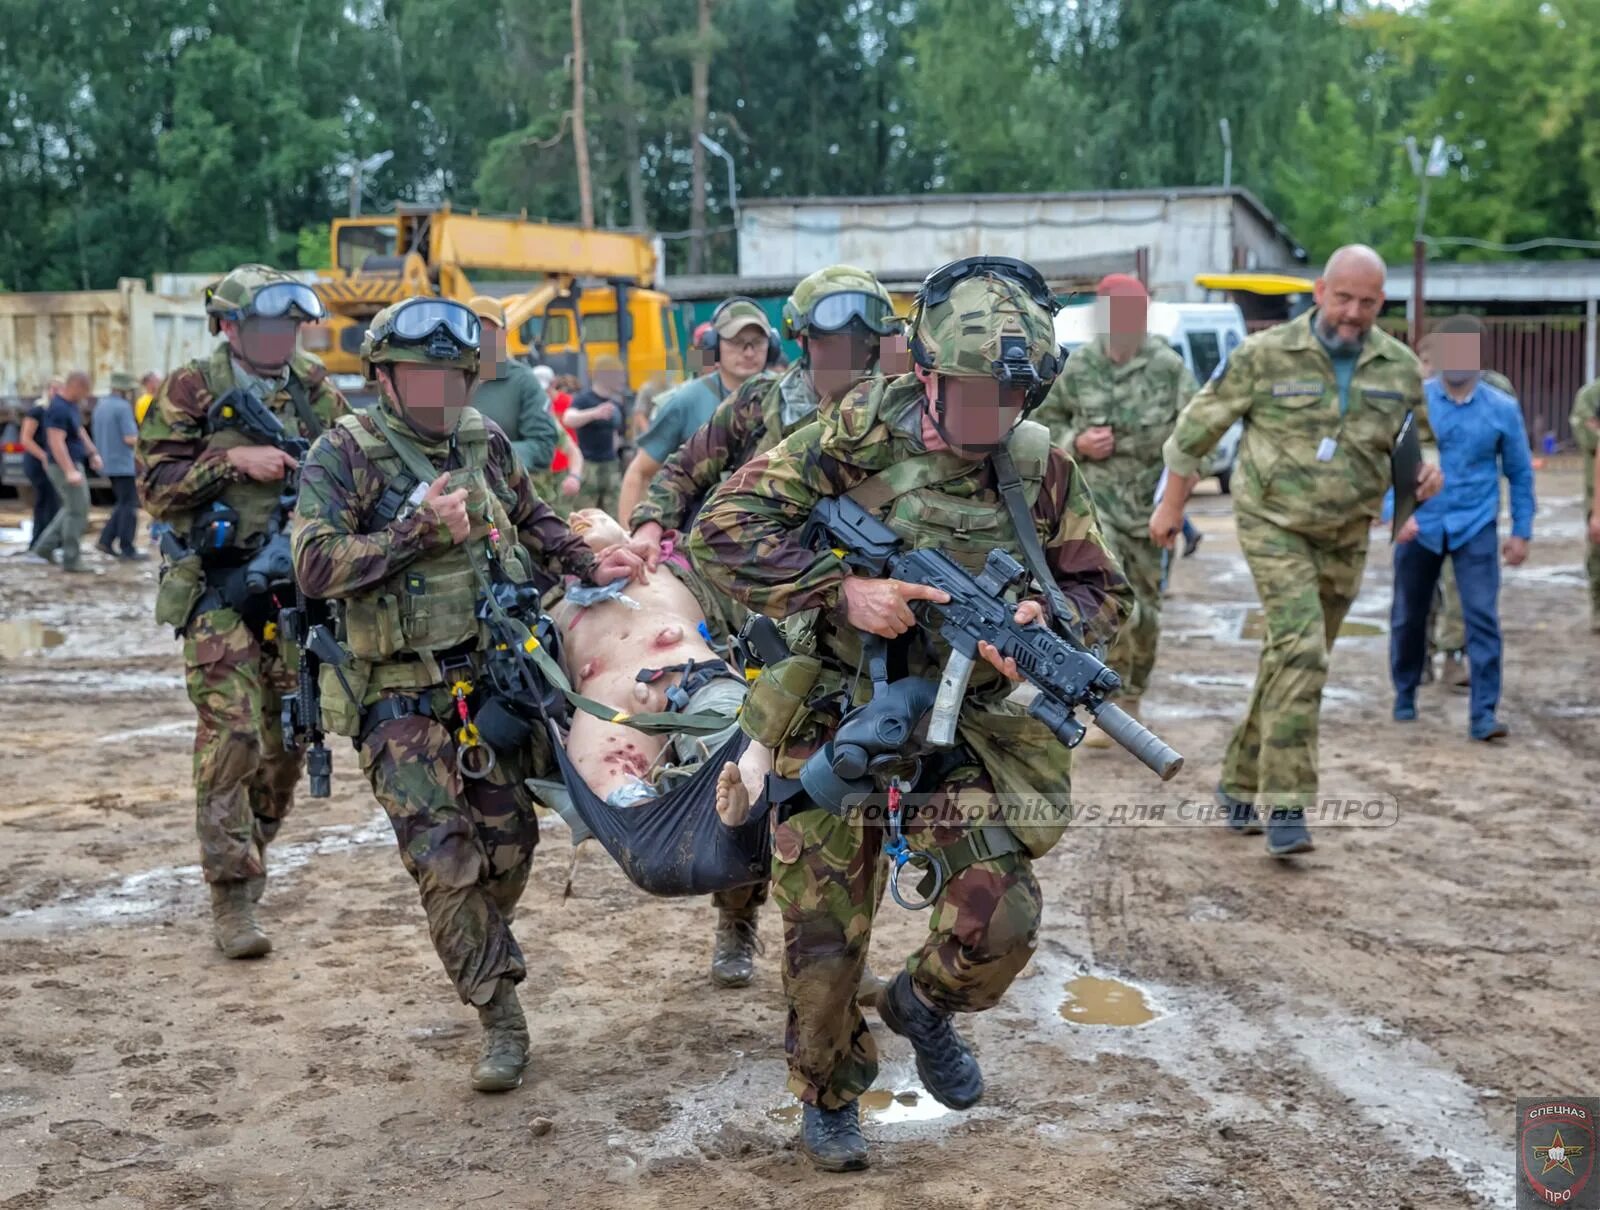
[957,702,1074,858]
[738,654,821,749]
[343,592,405,660]
[318,657,371,738]
[154,552,205,629]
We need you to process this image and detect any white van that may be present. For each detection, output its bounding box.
[1054,301,1247,493]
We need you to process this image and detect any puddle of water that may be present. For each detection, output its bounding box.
[1058,975,1160,1027]
[767,1087,950,1126]
[1239,608,1383,641]
[97,720,194,745]
[1509,564,1587,587]
[0,620,65,659]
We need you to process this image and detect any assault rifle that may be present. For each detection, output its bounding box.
[799,495,1183,781]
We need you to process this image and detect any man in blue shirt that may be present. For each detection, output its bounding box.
[1391,314,1534,740]
[92,371,145,559]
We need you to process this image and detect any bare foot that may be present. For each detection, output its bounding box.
[715,761,751,826]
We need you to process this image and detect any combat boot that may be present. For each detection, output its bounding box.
[877,971,984,1110]
[209,881,271,959]
[1264,807,1314,857]
[800,1101,869,1172]
[1444,650,1469,694]
[471,980,530,1092]
[1084,697,1138,750]
[709,907,762,988]
[1214,784,1263,834]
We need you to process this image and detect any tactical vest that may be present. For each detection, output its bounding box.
[192,346,322,549]
[753,371,814,458]
[336,408,534,694]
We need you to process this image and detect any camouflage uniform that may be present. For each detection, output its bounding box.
[1035,335,1196,700]
[292,401,595,1008]
[140,332,347,888]
[1570,378,1600,628]
[573,456,623,515]
[1164,308,1425,813]
[692,332,1130,1109]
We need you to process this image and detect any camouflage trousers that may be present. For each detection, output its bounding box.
[532,470,576,519]
[770,761,1042,1109]
[1587,478,1600,622]
[1100,524,1164,700]
[359,706,541,1006]
[183,607,301,884]
[1429,558,1465,655]
[574,459,623,516]
[1221,512,1367,811]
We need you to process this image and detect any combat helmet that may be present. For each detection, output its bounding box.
[360,298,481,381]
[204,264,325,336]
[781,264,898,341]
[907,256,1062,408]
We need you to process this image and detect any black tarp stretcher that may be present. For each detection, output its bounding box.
[533,723,772,897]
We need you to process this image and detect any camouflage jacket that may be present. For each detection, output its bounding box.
[138,343,348,538]
[1034,335,1197,535]
[290,401,596,600]
[689,373,1131,647]
[1571,379,1600,464]
[630,368,796,532]
[1164,309,1426,542]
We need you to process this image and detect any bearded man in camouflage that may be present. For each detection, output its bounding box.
[691,257,1130,1172]
[290,299,642,1092]
[138,264,347,960]
[1035,273,1196,745]
[622,264,899,991]
[1150,245,1442,857]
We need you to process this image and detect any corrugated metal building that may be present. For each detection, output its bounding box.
[737,188,1305,302]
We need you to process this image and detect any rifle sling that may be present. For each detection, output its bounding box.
[286,374,323,440]
[988,444,1080,643]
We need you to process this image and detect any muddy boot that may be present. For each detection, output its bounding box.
[209,881,271,959]
[247,874,266,904]
[1264,807,1314,858]
[1084,697,1138,750]
[710,907,762,989]
[1444,650,1469,694]
[878,971,983,1110]
[800,1102,869,1172]
[471,980,530,1093]
[1214,784,1263,834]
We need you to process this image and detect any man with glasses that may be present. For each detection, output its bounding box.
[624,264,899,992]
[615,298,778,522]
[139,264,348,958]
[692,257,1130,1171]
[291,298,643,1093]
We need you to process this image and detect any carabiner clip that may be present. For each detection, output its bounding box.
[882,777,942,911]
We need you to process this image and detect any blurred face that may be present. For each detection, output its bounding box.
[63,374,91,403]
[806,329,878,401]
[719,324,769,384]
[1312,262,1385,352]
[1432,331,1481,388]
[592,366,627,397]
[921,370,1026,459]
[383,362,473,438]
[478,322,507,380]
[226,315,302,372]
[142,373,160,394]
[1096,294,1149,361]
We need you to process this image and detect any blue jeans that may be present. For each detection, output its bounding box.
[1390,523,1502,728]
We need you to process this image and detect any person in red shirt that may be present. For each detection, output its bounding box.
[534,366,583,515]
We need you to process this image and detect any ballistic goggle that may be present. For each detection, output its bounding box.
[918,255,1058,314]
[229,281,326,323]
[803,291,899,335]
[388,299,482,347]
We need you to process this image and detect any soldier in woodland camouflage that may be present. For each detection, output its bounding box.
[290,298,644,1092]
[138,264,347,960]
[1570,377,1600,632]
[1034,273,1196,744]
[691,257,1130,1172]
[1151,245,1442,857]
[620,265,900,991]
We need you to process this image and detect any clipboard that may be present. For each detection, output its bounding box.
[1390,410,1422,540]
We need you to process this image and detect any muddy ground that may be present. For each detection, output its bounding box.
[1,466,1595,1210]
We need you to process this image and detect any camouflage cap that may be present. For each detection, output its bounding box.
[713,299,773,339]
[360,299,480,380]
[782,264,894,339]
[109,371,138,392]
[911,273,1058,379]
[467,294,506,328]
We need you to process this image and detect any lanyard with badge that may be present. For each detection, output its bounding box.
[1317,364,1356,463]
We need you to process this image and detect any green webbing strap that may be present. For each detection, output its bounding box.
[916,825,1028,897]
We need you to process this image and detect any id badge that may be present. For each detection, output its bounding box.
[1316,437,1338,462]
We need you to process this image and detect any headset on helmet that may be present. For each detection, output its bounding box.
[907,255,1065,413]
[697,296,781,368]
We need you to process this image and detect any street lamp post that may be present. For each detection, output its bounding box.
[1406,135,1448,347]
[341,150,395,218]
[697,133,739,273]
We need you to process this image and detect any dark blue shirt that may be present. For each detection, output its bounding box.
[44,394,87,466]
[1413,378,1535,553]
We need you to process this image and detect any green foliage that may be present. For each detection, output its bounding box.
[0,0,1593,289]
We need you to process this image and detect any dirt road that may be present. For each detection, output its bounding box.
[1,468,1595,1209]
